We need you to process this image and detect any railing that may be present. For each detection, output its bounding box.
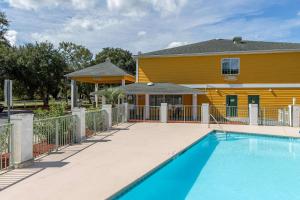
[128,105,160,121]
[259,107,290,126]
[168,105,201,122]
[85,110,107,138]
[0,123,13,172]
[33,115,77,158]
[112,105,125,126]
[209,105,249,125]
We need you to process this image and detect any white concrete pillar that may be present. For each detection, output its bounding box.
[201,103,210,124]
[160,103,168,123]
[192,94,197,120]
[102,96,106,106]
[95,83,99,108]
[102,104,112,128]
[292,105,300,127]
[10,114,34,168]
[71,80,77,110]
[145,94,150,119]
[289,105,293,126]
[72,107,86,142]
[123,103,128,122]
[121,79,126,86]
[249,104,258,125]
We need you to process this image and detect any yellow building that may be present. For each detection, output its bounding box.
[134,37,300,112]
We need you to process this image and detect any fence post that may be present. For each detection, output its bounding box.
[72,107,86,143]
[292,105,300,127]
[55,119,59,150]
[201,103,209,124]
[102,104,112,129]
[249,104,258,125]
[10,113,34,168]
[192,94,197,120]
[123,103,128,122]
[160,103,168,123]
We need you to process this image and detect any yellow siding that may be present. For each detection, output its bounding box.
[138,52,300,84]
[198,88,300,107]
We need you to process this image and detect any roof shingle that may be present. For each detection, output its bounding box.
[140,38,300,57]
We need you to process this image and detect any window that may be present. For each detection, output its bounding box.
[222,58,240,75]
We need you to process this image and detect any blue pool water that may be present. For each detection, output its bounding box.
[115,132,300,200]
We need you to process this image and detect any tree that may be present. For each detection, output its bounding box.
[59,42,93,71]
[0,12,9,46]
[95,47,136,75]
[95,87,124,106]
[58,42,94,101]
[15,42,68,106]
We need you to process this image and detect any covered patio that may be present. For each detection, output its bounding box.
[117,83,205,122]
[65,58,135,108]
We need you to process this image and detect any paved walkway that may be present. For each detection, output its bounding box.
[0,123,299,200]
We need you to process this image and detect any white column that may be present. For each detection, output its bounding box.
[102,104,112,129]
[123,103,128,122]
[10,114,34,168]
[121,79,126,86]
[95,83,99,108]
[102,96,106,106]
[249,104,258,125]
[71,80,77,110]
[145,94,150,119]
[292,105,300,127]
[289,105,293,126]
[201,103,209,124]
[160,103,168,123]
[72,107,86,142]
[192,94,197,120]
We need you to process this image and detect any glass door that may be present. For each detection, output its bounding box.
[226,95,238,117]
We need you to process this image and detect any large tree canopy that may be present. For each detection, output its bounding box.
[15,42,68,105]
[59,42,93,71]
[95,47,136,75]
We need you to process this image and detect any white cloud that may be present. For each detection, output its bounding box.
[7,0,96,10]
[5,30,18,45]
[166,41,188,48]
[106,0,187,17]
[137,31,147,37]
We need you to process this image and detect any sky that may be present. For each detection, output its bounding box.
[1,0,300,54]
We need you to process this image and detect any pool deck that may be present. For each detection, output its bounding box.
[0,123,300,200]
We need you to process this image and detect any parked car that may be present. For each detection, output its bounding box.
[0,104,4,113]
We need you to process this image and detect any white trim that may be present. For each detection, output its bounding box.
[135,58,139,82]
[181,83,300,89]
[135,49,300,58]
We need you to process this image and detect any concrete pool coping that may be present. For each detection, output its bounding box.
[0,123,300,200]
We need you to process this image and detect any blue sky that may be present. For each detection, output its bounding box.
[1,0,300,54]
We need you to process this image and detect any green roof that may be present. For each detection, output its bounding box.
[117,83,203,95]
[65,60,133,78]
[139,38,300,57]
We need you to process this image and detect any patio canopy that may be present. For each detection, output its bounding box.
[65,59,135,84]
[93,83,204,95]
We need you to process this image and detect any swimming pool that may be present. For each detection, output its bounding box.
[114,132,300,200]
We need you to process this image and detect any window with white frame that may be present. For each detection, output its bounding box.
[221,58,240,75]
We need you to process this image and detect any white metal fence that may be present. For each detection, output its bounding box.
[128,105,160,121]
[112,105,125,126]
[168,105,201,122]
[0,123,13,172]
[33,115,78,158]
[85,110,108,137]
[259,107,290,126]
[209,105,249,125]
